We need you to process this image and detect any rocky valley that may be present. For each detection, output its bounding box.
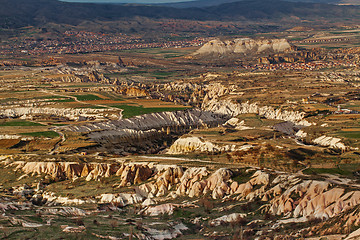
[0,5,360,238]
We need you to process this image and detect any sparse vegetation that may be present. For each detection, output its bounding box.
[19,131,59,138]
[0,8,359,239]
[110,104,189,118]
[0,120,44,126]
[72,94,103,101]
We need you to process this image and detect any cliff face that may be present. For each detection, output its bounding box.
[56,68,150,97]
[202,99,311,126]
[257,48,326,64]
[194,38,292,56]
[167,136,253,154]
[62,109,226,154]
[6,159,360,225]
[10,161,118,181]
[3,156,360,238]
[313,135,346,150]
[116,87,149,97]
[65,109,222,133]
[0,107,117,121]
[197,82,312,126]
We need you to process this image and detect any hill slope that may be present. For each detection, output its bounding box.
[162,0,351,8]
[0,0,359,28]
[206,0,359,20]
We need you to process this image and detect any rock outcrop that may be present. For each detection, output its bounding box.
[223,118,253,130]
[313,135,346,150]
[0,107,117,121]
[63,109,225,154]
[7,161,119,181]
[345,228,360,240]
[65,109,222,133]
[194,38,292,56]
[167,136,253,154]
[136,167,233,200]
[98,193,144,207]
[210,213,247,226]
[116,86,149,97]
[145,223,188,240]
[4,157,360,234]
[203,99,311,126]
[143,203,178,216]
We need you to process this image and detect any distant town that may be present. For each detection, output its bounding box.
[0,31,206,56]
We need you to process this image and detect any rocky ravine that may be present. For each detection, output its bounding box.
[202,99,311,127]
[61,109,226,154]
[3,159,360,238]
[0,107,118,121]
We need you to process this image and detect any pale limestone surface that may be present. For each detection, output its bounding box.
[4,159,360,224]
[167,136,253,154]
[202,99,312,126]
[0,107,115,121]
[194,38,291,55]
[313,135,346,150]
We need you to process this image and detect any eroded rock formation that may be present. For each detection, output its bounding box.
[313,135,346,150]
[3,157,360,237]
[62,109,225,154]
[0,107,117,121]
[167,136,253,154]
[194,38,292,56]
[202,99,311,126]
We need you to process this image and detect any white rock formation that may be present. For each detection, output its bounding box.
[164,82,202,92]
[210,213,247,226]
[167,136,253,154]
[99,193,144,207]
[61,109,225,154]
[194,38,292,56]
[204,83,236,100]
[39,207,88,216]
[295,130,308,138]
[62,226,86,233]
[268,176,360,220]
[8,161,118,181]
[345,228,360,240]
[42,192,87,205]
[144,203,178,216]
[146,223,188,240]
[313,135,346,150]
[223,118,253,130]
[0,107,116,121]
[203,99,311,126]
[5,159,360,224]
[65,109,222,133]
[0,134,34,140]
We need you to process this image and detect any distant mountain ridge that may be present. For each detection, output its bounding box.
[161,0,355,8]
[0,0,359,29]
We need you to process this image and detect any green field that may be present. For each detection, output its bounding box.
[72,94,103,101]
[77,105,107,109]
[0,97,18,103]
[0,120,44,127]
[35,95,67,99]
[47,98,75,103]
[303,164,360,177]
[20,131,60,138]
[110,104,189,118]
[99,92,124,101]
[336,131,360,139]
[151,71,177,79]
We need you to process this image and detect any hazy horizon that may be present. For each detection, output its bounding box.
[61,0,194,3]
